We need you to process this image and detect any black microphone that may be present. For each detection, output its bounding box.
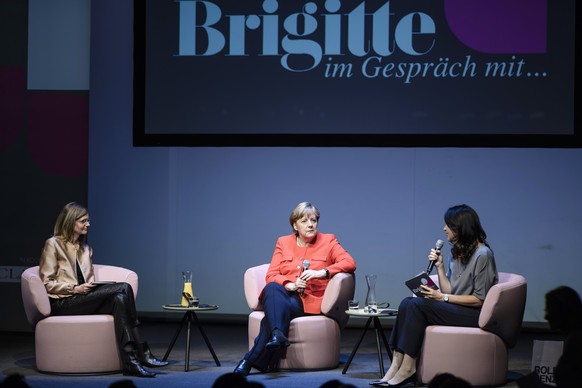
[299,259,310,296]
[426,239,444,274]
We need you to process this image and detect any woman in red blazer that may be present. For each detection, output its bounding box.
[233,202,357,376]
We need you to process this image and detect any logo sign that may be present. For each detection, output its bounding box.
[135,0,575,144]
[0,266,28,283]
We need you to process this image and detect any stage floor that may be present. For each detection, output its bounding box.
[0,320,559,387]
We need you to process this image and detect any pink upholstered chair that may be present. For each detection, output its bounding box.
[416,272,527,386]
[21,264,138,374]
[244,263,355,370]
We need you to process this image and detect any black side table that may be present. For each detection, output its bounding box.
[161,304,221,371]
[342,308,397,377]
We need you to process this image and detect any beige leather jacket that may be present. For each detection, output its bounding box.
[39,237,95,299]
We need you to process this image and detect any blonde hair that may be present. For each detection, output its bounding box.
[289,202,320,234]
[54,202,89,246]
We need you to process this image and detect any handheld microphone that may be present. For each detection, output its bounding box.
[299,259,310,296]
[426,239,444,274]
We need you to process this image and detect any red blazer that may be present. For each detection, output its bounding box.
[265,233,356,314]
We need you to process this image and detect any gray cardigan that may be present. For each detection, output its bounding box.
[447,245,498,300]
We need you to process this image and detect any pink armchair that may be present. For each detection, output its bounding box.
[244,263,355,370]
[21,264,138,374]
[416,272,527,386]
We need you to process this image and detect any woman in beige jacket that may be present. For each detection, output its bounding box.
[39,202,167,377]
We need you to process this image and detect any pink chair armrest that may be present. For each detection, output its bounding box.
[244,264,269,310]
[21,264,140,328]
[433,272,526,347]
[479,272,527,348]
[21,266,51,327]
[321,272,355,328]
[243,264,355,327]
[93,264,139,299]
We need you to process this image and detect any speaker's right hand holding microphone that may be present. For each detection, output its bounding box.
[426,239,445,274]
[428,248,443,270]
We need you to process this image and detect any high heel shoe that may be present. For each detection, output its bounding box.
[136,342,169,367]
[387,373,417,387]
[265,329,290,349]
[369,379,389,386]
[233,359,252,376]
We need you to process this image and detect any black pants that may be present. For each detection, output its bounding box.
[389,296,481,358]
[49,282,139,349]
[244,282,304,368]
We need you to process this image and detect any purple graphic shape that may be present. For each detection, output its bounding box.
[26,92,88,177]
[444,0,547,53]
[0,67,26,152]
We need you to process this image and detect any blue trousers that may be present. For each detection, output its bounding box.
[244,282,304,368]
[389,296,481,358]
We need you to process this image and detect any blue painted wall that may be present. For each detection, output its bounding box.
[87,0,582,324]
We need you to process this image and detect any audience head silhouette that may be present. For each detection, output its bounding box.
[428,372,472,388]
[0,374,30,388]
[545,285,582,334]
[212,372,265,388]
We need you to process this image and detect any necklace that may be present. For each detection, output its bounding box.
[296,236,311,247]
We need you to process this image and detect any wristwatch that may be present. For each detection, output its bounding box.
[443,294,449,303]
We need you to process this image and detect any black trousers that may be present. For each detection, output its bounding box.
[49,282,139,349]
[389,296,481,358]
[244,282,304,368]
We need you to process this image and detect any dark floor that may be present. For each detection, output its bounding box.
[0,318,560,388]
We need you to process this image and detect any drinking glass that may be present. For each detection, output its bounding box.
[181,271,193,307]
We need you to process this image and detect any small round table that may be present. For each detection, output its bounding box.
[342,308,398,377]
[161,304,220,371]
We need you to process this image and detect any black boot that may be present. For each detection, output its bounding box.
[122,350,156,377]
[233,359,252,376]
[136,342,169,367]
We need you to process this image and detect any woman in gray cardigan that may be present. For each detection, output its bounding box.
[371,204,498,387]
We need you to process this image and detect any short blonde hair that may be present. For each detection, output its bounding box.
[289,202,320,233]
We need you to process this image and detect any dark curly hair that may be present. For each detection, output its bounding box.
[444,204,488,264]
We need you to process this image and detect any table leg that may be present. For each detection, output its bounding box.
[190,310,221,366]
[342,317,373,374]
[163,312,188,361]
[185,312,192,372]
[373,317,385,376]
